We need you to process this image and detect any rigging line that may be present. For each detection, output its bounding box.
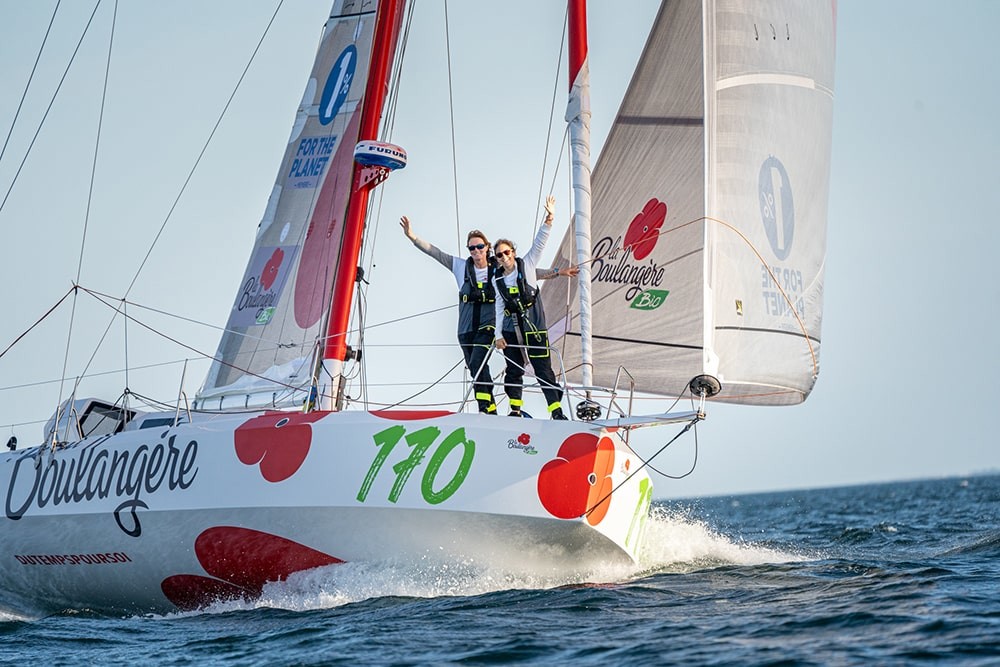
[76,0,116,286]
[77,285,305,394]
[354,276,368,408]
[80,285,313,357]
[59,1,119,422]
[562,214,818,377]
[702,215,818,376]
[1,417,51,430]
[581,417,699,519]
[638,423,700,480]
[0,0,62,166]
[533,6,570,238]
[60,287,130,415]
[545,125,570,216]
[0,358,201,394]
[81,286,225,331]
[0,0,103,216]
[122,296,129,395]
[363,302,454,330]
[358,0,412,285]
[442,0,461,254]
[373,357,465,411]
[121,0,287,298]
[0,287,75,361]
[363,398,464,409]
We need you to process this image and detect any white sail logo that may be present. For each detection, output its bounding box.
[758,156,795,260]
[319,45,357,125]
[231,246,299,327]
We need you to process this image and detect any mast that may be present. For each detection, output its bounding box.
[318,0,404,410]
[567,0,594,402]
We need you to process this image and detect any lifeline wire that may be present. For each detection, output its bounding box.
[581,417,700,520]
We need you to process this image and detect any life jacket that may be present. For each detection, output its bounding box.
[458,256,497,332]
[497,257,546,332]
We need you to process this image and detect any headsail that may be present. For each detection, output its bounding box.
[547,0,836,406]
[198,1,379,409]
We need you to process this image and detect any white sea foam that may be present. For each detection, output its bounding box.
[637,505,807,571]
[176,507,808,615]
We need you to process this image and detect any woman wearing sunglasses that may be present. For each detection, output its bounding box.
[492,195,570,420]
[400,206,575,416]
[399,218,501,414]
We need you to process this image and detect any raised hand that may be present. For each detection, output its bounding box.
[543,196,555,224]
[399,215,415,240]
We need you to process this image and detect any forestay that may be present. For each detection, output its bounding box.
[547,0,836,406]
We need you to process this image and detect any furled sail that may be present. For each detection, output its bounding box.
[198,1,377,408]
[547,0,836,406]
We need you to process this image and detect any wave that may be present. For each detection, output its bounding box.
[159,506,810,617]
[635,505,809,574]
[937,530,1000,558]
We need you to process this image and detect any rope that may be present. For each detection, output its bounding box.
[0,0,62,166]
[364,357,466,411]
[442,0,462,254]
[121,0,288,297]
[0,287,75,360]
[59,0,120,421]
[0,0,103,216]
[581,416,700,519]
[532,7,569,238]
[4,3,293,425]
[77,285,306,396]
[555,214,820,386]
[0,358,201,395]
[354,0,416,407]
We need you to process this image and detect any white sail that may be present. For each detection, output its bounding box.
[198,1,378,409]
[547,0,836,406]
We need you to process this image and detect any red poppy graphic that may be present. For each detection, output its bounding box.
[518,433,531,445]
[234,412,326,482]
[160,526,343,610]
[537,433,615,525]
[260,247,285,290]
[623,198,667,260]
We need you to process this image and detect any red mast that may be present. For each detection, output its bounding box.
[320,0,404,410]
[568,0,588,86]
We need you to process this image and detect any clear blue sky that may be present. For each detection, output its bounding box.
[0,1,996,498]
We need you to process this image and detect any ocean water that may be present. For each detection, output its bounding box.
[1,474,997,666]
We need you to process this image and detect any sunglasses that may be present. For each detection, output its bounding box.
[497,249,514,258]
[467,243,487,252]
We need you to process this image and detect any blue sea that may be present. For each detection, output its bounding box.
[1,474,998,666]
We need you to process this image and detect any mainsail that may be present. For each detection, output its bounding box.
[547,0,836,406]
[198,1,378,408]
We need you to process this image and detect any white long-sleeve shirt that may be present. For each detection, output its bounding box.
[493,223,550,334]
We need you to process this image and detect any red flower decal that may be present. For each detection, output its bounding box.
[260,247,285,290]
[234,412,326,482]
[518,433,531,445]
[160,526,343,610]
[622,198,667,260]
[537,433,615,526]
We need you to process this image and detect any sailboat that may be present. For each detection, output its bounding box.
[0,0,835,616]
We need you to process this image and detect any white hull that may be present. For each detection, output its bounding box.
[1,410,652,615]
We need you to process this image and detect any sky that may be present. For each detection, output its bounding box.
[0,1,997,499]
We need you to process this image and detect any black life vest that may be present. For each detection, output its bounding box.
[459,256,498,331]
[498,257,539,321]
